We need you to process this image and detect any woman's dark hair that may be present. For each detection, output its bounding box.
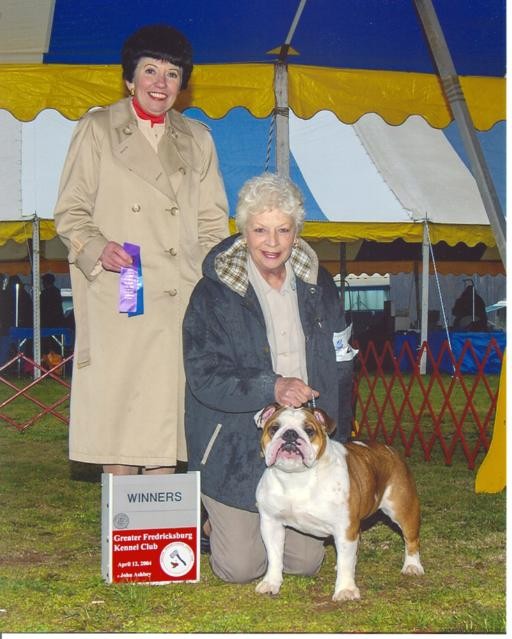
[121,24,193,89]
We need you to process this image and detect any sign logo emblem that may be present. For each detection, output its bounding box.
[160,542,195,577]
[113,512,130,529]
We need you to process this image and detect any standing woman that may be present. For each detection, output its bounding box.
[54,24,229,476]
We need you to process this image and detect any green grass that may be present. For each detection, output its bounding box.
[0,409,506,633]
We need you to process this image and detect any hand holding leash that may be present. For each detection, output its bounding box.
[274,376,319,408]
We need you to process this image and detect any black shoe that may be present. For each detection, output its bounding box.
[200,504,211,554]
[200,533,211,555]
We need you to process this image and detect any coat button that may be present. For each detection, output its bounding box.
[168,248,178,256]
[168,207,179,216]
[165,288,178,297]
[123,126,133,135]
[178,167,186,175]
[131,204,141,213]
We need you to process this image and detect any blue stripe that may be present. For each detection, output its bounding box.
[45,0,505,76]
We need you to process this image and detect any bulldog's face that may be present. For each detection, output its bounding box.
[255,404,336,472]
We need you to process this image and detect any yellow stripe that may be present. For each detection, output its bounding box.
[2,219,495,250]
[231,218,495,247]
[0,219,57,246]
[300,221,497,247]
[0,63,274,122]
[289,66,505,130]
[0,63,505,130]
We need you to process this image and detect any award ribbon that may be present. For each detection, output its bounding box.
[119,243,144,316]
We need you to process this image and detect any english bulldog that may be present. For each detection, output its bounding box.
[254,403,424,602]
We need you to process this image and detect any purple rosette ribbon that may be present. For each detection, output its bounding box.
[119,243,144,316]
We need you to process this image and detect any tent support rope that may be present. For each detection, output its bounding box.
[425,221,456,376]
[264,111,275,172]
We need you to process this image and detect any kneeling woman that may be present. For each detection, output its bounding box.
[183,173,354,583]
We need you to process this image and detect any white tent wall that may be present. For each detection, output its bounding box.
[0,107,500,232]
[289,111,490,225]
[0,109,72,279]
[353,114,489,224]
[21,110,76,218]
[0,109,75,221]
[0,110,22,218]
[0,108,504,352]
[289,110,411,221]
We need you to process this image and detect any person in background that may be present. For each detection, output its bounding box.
[452,282,488,331]
[0,275,33,367]
[183,173,355,583]
[54,24,229,477]
[40,273,66,357]
[40,273,65,328]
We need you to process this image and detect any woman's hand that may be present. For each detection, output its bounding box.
[100,241,133,272]
[274,377,319,408]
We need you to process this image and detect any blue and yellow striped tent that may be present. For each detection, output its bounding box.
[0,0,506,274]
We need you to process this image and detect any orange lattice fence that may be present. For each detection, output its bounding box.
[0,338,504,469]
[353,337,504,469]
[0,352,72,432]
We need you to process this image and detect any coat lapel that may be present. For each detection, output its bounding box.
[297,278,322,339]
[159,110,198,196]
[108,99,196,201]
[111,122,176,200]
[242,285,266,328]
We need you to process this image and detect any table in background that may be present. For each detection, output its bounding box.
[393,330,506,374]
[8,327,74,356]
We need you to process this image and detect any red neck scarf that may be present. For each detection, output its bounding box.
[132,97,165,127]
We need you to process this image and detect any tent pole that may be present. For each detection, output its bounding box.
[413,260,420,329]
[413,0,506,268]
[32,216,41,379]
[273,0,307,177]
[274,61,290,177]
[339,242,346,317]
[419,222,429,375]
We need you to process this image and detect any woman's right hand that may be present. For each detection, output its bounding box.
[274,376,319,408]
[100,241,133,272]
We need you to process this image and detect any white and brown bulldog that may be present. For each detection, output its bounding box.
[254,403,424,602]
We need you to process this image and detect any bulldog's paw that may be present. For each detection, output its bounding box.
[332,586,361,602]
[255,579,282,596]
[401,563,425,576]
[401,553,425,576]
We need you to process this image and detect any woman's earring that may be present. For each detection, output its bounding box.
[129,87,135,96]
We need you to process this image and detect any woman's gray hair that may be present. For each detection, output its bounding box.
[235,173,305,234]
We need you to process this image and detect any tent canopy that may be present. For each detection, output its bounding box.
[0,0,505,127]
[0,106,504,275]
[0,0,506,276]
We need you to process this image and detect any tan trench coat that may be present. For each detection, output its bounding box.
[54,98,229,466]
